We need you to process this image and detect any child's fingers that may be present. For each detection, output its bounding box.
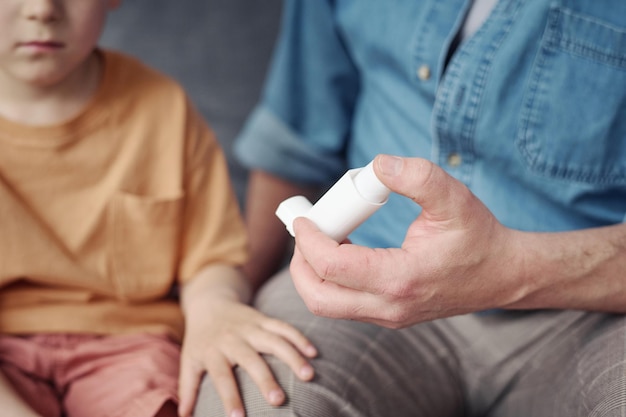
[250,325,316,382]
[179,352,245,417]
[177,358,203,417]
[226,342,286,407]
[261,319,318,359]
[204,352,246,417]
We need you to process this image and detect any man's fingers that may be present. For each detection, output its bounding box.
[292,217,376,288]
[292,217,406,293]
[290,244,395,320]
[373,154,472,221]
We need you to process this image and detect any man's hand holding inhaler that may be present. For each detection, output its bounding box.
[285,154,516,328]
[284,154,626,328]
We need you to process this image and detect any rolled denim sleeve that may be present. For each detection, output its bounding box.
[234,0,359,186]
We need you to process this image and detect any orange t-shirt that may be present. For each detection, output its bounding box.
[0,50,248,342]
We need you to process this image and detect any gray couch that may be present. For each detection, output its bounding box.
[101,0,283,204]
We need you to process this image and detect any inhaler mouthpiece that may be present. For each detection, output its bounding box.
[275,160,391,242]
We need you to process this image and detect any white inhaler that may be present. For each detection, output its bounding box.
[275,161,391,242]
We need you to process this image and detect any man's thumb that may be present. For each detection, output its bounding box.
[373,154,468,220]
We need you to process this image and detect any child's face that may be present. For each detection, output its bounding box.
[0,0,120,87]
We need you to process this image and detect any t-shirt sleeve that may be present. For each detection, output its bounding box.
[234,0,359,186]
[177,103,248,283]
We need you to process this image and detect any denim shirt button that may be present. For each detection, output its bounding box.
[417,64,431,80]
[447,153,462,167]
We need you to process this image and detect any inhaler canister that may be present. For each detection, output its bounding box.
[275,161,391,242]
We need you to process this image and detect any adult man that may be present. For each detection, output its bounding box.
[196,0,626,415]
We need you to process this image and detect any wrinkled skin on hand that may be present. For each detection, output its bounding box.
[289,155,525,328]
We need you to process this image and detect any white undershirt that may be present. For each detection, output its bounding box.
[461,0,499,40]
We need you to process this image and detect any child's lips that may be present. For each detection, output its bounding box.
[19,40,64,52]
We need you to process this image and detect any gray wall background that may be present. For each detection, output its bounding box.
[101,0,283,204]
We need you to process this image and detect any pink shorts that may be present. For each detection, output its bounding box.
[0,333,180,417]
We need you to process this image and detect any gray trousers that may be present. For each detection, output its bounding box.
[194,268,626,417]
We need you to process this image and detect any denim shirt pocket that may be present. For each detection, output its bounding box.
[107,192,184,301]
[517,5,626,185]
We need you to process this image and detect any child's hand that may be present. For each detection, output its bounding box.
[177,267,317,417]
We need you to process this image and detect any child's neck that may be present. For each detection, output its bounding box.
[0,52,102,126]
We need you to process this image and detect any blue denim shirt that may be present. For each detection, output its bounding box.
[235,0,626,249]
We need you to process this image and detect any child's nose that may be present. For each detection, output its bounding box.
[23,0,61,23]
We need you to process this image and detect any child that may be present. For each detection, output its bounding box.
[0,1,316,417]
